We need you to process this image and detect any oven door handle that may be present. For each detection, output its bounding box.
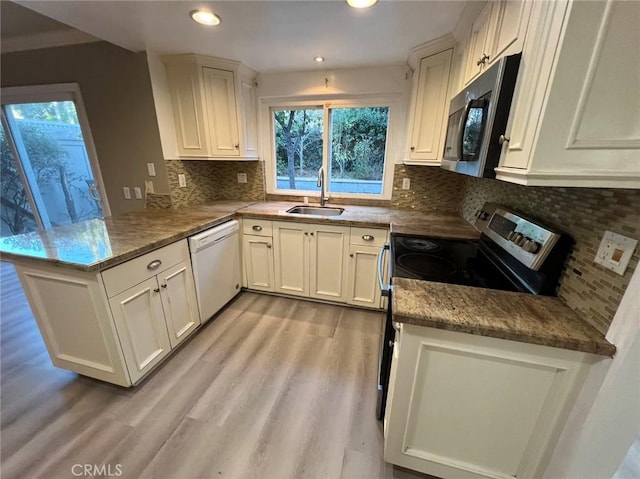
[378,243,392,297]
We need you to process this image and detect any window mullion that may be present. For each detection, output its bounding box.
[0,107,50,230]
[322,104,331,193]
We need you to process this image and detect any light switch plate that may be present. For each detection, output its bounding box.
[123,186,131,199]
[594,230,638,275]
[237,173,247,184]
[147,163,156,177]
[178,174,186,188]
[402,178,411,190]
[133,187,143,199]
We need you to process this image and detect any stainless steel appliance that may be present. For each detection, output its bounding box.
[376,203,572,420]
[441,53,521,178]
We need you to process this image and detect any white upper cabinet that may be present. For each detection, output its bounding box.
[463,3,493,85]
[486,0,532,65]
[162,54,259,160]
[405,36,456,165]
[495,0,640,188]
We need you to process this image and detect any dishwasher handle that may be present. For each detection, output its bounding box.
[378,243,392,297]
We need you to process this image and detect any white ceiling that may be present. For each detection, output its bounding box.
[10,0,466,72]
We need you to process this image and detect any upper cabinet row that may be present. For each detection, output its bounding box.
[406,0,639,189]
[162,54,259,160]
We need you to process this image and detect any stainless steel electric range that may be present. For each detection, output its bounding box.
[376,202,573,420]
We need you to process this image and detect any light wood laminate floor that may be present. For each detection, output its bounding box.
[0,262,430,479]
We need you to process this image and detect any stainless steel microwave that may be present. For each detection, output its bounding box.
[441,53,521,178]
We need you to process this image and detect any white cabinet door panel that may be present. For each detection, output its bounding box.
[109,277,172,384]
[273,222,308,297]
[346,245,382,308]
[202,67,240,157]
[159,262,201,348]
[243,235,275,292]
[309,225,349,302]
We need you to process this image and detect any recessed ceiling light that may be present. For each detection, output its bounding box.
[190,9,221,26]
[346,0,378,8]
[314,56,325,63]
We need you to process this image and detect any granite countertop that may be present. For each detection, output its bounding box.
[0,201,255,271]
[0,200,478,271]
[392,277,616,356]
[236,201,480,241]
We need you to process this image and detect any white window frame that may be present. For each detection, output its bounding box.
[261,94,400,201]
[1,83,111,220]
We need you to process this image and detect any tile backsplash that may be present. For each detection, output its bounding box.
[160,160,265,208]
[391,165,465,212]
[461,176,640,334]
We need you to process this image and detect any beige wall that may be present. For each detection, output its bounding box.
[1,41,170,215]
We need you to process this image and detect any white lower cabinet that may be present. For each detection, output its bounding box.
[14,239,202,386]
[346,245,382,308]
[272,221,349,302]
[243,234,275,292]
[384,324,596,479]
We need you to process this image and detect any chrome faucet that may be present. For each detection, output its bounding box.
[317,167,328,207]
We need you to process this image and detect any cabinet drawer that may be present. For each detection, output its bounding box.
[350,227,388,247]
[102,240,190,298]
[242,218,273,237]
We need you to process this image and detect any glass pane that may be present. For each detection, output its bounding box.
[274,109,323,191]
[0,122,37,237]
[6,101,103,227]
[329,107,389,195]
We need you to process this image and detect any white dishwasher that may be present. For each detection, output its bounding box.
[189,220,241,323]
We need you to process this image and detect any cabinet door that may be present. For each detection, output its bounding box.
[408,49,453,163]
[202,67,240,157]
[109,277,172,384]
[273,222,309,297]
[239,78,259,159]
[309,225,349,302]
[464,3,492,85]
[243,234,275,292]
[158,262,201,349]
[487,0,532,65]
[346,244,382,308]
[165,63,211,157]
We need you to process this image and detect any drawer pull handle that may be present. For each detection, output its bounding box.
[147,260,162,271]
[362,235,374,241]
[252,225,263,231]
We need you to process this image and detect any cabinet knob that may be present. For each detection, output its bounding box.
[310,232,314,236]
[304,231,308,236]
[161,283,167,288]
[498,134,510,145]
[362,234,374,241]
[147,259,162,270]
[252,225,262,231]
[153,288,160,293]
[235,143,239,149]
[266,243,272,249]
[477,53,490,66]
[350,253,354,258]
[410,146,415,151]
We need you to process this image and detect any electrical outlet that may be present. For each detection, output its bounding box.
[237,173,247,184]
[133,187,143,199]
[123,186,131,199]
[178,174,186,188]
[402,178,411,190]
[147,163,156,177]
[594,231,638,275]
[145,180,154,194]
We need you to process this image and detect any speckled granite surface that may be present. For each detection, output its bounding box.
[392,277,616,356]
[0,201,477,271]
[236,202,480,240]
[0,201,255,271]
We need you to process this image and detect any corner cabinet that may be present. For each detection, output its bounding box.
[162,54,259,160]
[405,37,456,165]
[495,0,640,188]
[384,324,597,479]
[14,240,201,387]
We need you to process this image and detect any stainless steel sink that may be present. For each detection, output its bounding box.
[286,205,345,216]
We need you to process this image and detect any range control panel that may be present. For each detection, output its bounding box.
[474,203,561,270]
